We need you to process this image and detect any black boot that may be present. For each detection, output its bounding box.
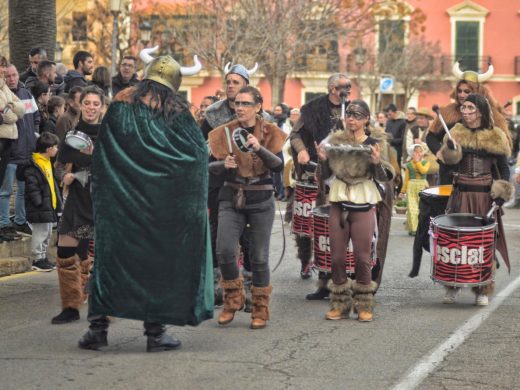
[78,315,109,350]
[144,323,181,352]
[51,308,80,324]
[78,330,108,350]
[305,275,330,300]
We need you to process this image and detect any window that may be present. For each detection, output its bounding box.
[379,20,405,56]
[455,21,479,71]
[72,12,87,42]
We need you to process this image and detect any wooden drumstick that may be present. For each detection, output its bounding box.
[432,104,457,150]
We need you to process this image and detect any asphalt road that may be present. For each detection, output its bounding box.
[1,204,520,390]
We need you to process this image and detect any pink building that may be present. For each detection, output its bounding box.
[135,0,520,114]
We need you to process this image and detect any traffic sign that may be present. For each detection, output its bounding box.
[380,77,394,93]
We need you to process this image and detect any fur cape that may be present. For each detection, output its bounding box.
[326,128,395,185]
[440,123,511,165]
[208,118,286,178]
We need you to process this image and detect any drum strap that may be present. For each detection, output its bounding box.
[454,183,491,193]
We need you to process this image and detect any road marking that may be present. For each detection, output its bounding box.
[392,274,520,390]
[0,271,39,281]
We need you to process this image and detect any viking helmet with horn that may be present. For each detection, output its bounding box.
[223,62,258,84]
[139,46,202,91]
[452,61,494,84]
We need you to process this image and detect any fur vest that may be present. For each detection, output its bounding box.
[208,118,286,178]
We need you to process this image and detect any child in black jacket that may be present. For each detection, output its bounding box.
[18,132,61,271]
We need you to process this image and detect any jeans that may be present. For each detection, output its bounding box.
[0,163,26,227]
[216,198,275,287]
[31,222,53,261]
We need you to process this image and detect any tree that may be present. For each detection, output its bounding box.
[0,0,8,56]
[8,0,57,71]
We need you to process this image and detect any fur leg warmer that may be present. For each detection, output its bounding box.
[353,281,378,314]
[327,279,353,315]
[251,285,273,322]
[472,282,495,296]
[221,278,246,312]
[56,255,83,310]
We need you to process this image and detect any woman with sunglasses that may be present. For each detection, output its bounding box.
[316,99,394,322]
[439,93,512,306]
[208,86,286,329]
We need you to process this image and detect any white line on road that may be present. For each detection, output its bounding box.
[392,274,520,390]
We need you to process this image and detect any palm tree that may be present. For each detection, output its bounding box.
[8,0,57,71]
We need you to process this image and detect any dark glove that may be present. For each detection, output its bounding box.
[494,198,505,206]
[447,140,455,150]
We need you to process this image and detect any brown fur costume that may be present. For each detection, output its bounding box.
[208,118,286,178]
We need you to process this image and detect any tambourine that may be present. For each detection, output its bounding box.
[324,143,372,155]
[65,130,93,151]
[232,127,254,153]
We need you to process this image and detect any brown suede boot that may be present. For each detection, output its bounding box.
[353,281,378,322]
[325,279,353,320]
[80,258,93,303]
[218,278,245,325]
[250,285,273,329]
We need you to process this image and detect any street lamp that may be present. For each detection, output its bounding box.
[139,21,152,47]
[353,47,367,98]
[110,0,125,76]
[54,41,63,63]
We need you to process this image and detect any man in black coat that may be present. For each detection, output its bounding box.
[384,103,406,167]
[112,55,138,96]
[64,51,94,93]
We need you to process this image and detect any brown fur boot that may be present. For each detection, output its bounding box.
[353,281,378,322]
[80,258,93,303]
[472,282,494,306]
[250,285,273,329]
[56,255,83,310]
[218,278,246,325]
[325,279,353,320]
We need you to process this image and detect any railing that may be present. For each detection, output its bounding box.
[298,53,339,73]
[439,55,492,75]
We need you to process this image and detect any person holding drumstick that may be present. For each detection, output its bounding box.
[208,86,286,329]
[316,100,394,322]
[440,93,513,306]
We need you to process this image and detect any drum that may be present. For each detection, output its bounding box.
[312,205,376,274]
[291,181,318,236]
[410,185,453,277]
[430,213,496,287]
[65,130,93,150]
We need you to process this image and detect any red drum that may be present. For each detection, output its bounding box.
[312,205,377,274]
[430,213,496,287]
[292,181,318,236]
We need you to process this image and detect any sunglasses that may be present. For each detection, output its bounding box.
[234,101,256,107]
[345,112,366,120]
[335,83,352,90]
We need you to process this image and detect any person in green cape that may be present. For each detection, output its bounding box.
[78,47,214,352]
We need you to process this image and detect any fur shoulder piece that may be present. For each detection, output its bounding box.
[113,86,136,103]
[450,123,511,157]
[328,129,358,146]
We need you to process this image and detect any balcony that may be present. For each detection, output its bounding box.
[439,55,492,75]
[298,53,339,73]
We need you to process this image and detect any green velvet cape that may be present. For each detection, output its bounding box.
[90,101,213,326]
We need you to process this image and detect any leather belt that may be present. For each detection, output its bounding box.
[454,184,491,193]
[225,182,274,191]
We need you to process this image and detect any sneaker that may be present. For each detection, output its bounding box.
[32,259,54,272]
[0,226,22,241]
[475,294,489,306]
[442,287,460,304]
[43,258,56,270]
[14,222,32,235]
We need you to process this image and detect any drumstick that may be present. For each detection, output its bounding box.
[340,91,347,121]
[224,126,234,155]
[432,105,457,149]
